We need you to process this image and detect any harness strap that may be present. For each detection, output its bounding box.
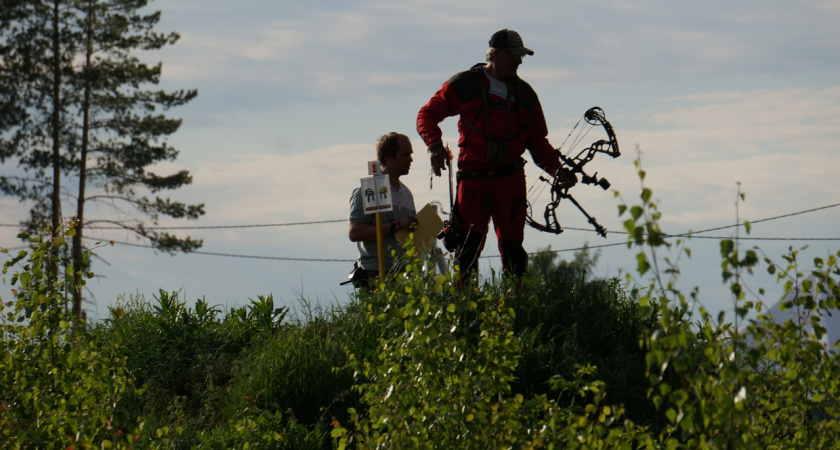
[457,158,527,181]
[461,71,491,142]
[461,70,521,147]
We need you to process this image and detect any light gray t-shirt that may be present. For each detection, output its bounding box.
[348,181,416,272]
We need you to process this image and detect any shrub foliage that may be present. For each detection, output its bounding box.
[1,226,137,448]
[2,158,838,448]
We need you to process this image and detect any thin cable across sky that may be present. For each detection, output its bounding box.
[34,201,833,262]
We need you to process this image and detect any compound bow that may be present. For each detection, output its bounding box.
[526,106,620,237]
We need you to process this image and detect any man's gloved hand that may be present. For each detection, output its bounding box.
[555,167,577,189]
[429,141,453,177]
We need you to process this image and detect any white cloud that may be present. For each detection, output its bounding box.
[610,87,840,225]
[166,82,840,240]
[5,0,840,313]
[242,28,303,61]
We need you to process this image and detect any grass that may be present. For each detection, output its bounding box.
[79,246,652,448]
[4,226,839,448]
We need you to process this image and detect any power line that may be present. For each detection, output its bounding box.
[78,233,838,264]
[4,202,839,263]
[667,236,840,241]
[0,219,347,229]
[2,202,838,232]
[78,236,356,262]
[192,251,352,262]
[667,202,840,237]
[90,219,347,230]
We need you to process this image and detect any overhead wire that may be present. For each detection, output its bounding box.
[3,202,839,262]
[663,202,840,237]
[4,202,838,232]
[79,236,355,262]
[0,219,347,229]
[522,202,840,257]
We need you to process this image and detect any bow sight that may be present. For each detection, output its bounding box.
[526,106,620,237]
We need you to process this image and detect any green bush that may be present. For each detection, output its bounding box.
[0,227,138,448]
[195,409,330,450]
[333,245,645,449]
[619,153,840,447]
[223,314,353,426]
[514,251,656,425]
[3,154,838,448]
[97,291,295,445]
[215,298,383,449]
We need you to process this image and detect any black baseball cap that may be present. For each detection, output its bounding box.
[488,29,534,56]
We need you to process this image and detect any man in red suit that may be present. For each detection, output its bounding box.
[417,29,575,282]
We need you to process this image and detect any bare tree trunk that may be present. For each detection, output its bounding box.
[72,0,94,324]
[50,0,62,232]
[49,0,67,319]
[73,1,95,323]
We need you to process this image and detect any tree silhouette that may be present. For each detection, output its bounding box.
[0,0,203,320]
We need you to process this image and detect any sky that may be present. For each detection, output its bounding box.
[2,0,839,322]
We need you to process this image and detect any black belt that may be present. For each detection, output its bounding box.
[457,158,526,181]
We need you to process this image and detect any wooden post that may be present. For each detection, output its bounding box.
[375,212,385,285]
[363,163,389,287]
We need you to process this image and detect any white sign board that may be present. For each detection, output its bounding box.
[361,175,392,213]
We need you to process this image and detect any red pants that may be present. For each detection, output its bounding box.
[455,170,528,276]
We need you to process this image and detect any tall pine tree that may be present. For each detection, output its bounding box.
[0,0,80,231]
[1,0,203,320]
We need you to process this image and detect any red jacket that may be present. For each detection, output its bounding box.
[417,63,561,175]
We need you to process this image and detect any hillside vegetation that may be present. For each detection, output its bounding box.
[2,163,839,448]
